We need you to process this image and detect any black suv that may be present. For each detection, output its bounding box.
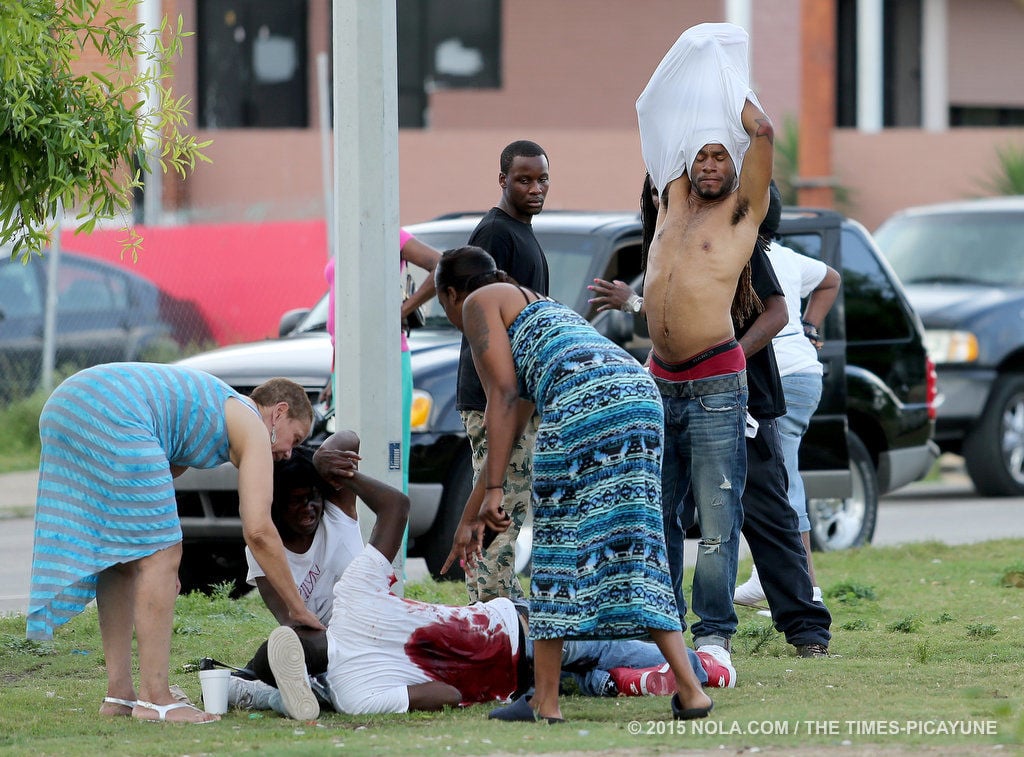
[173,209,936,590]
[875,196,1024,496]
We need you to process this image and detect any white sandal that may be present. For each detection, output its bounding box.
[133,700,218,723]
[101,696,136,716]
[103,696,137,708]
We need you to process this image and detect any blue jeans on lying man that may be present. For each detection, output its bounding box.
[657,371,748,650]
[520,638,709,696]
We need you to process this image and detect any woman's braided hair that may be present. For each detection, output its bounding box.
[434,246,518,295]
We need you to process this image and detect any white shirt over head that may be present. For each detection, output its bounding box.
[636,22,764,194]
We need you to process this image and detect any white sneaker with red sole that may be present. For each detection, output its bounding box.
[696,645,736,688]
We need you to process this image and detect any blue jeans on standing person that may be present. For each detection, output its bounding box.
[777,372,822,532]
[521,638,709,696]
[657,373,748,650]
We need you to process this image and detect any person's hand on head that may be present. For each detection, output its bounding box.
[314,448,361,489]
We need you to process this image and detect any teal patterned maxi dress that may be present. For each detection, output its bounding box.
[508,300,681,639]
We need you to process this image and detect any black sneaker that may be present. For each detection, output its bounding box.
[796,643,829,658]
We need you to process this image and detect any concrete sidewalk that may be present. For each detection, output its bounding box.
[0,471,38,514]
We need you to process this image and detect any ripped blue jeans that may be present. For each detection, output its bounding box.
[657,373,748,649]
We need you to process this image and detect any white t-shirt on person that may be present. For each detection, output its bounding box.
[637,22,763,194]
[325,544,521,715]
[766,241,828,377]
[245,504,363,626]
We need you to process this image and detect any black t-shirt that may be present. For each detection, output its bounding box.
[456,207,550,411]
[737,247,787,420]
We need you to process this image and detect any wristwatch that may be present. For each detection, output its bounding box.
[622,293,644,314]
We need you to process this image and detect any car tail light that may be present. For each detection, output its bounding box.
[925,355,938,420]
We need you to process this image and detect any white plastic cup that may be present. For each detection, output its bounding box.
[198,668,231,715]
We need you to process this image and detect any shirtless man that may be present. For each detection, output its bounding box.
[635,23,774,666]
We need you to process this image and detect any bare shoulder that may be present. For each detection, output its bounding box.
[224,397,265,457]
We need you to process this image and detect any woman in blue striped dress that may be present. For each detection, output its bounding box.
[27,363,323,723]
[434,247,713,724]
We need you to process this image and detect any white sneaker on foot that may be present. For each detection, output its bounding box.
[734,568,768,610]
[695,643,732,665]
[228,676,280,711]
[695,646,737,689]
[267,626,319,721]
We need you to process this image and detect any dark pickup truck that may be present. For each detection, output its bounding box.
[173,209,936,591]
[875,197,1024,496]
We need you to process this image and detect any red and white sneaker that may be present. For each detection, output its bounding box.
[608,663,677,696]
[696,646,737,689]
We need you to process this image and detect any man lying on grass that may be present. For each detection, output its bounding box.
[220,431,735,719]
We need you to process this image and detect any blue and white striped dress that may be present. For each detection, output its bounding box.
[27,363,249,640]
[508,300,681,640]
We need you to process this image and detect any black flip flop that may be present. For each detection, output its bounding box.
[488,693,564,724]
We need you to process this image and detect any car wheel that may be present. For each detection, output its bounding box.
[420,449,472,582]
[963,374,1024,497]
[807,432,878,551]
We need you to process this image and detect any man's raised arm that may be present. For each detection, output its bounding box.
[313,432,410,564]
[738,99,774,222]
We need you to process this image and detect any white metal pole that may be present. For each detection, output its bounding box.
[317,52,335,258]
[921,0,949,132]
[332,0,404,583]
[138,0,162,223]
[725,0,753,44]
[41,208,62,393]
[856,0,884,133]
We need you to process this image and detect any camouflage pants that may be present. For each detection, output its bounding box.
[460,409,538,603]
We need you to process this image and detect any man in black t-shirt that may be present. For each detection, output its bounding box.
[457,140,551,603]
[713,241,832,658]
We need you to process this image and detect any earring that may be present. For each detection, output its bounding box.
[270,426,277,444]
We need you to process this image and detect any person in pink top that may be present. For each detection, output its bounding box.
[322,229,440,493]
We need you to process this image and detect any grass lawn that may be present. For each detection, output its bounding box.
[1,540,1022,756]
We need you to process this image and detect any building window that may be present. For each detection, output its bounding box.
[835,0,922,129]
[950,106,1024,127]
[397,0,501,127]
[198,0,308,128]
[835,0,857,128]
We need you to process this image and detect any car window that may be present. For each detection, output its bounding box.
[294,229,635,335]
[58,260,128,314]
[779,232,823,262]
[840,227,910,342]
[0,262,42,317]
[876,211,1024,287]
